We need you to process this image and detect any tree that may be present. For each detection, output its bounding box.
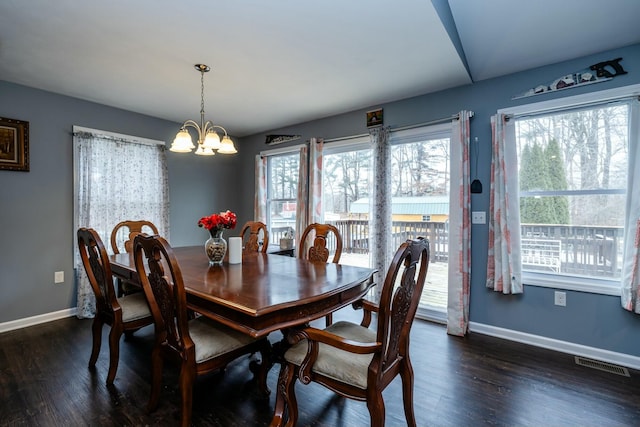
[544,138,569,224]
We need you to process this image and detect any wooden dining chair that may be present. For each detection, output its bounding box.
[298,223,343,264]
[77,227,153,385]
[133,233,271,427]
[299,223,343,326]
[240,221,269,253]
[270,238,430,427]
[110,219,159,255]
[110,220,159,296]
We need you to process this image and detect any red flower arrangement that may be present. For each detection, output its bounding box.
[198,210,237,232]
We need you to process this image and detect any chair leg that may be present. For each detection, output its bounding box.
[325,313,333,327]
[283,365,299,427]
[89,317,103,368]
[178,361,196,427]
[147,346,163,413]
[256,339,272,395]
[366,389,385,427]
[270,363,297,427]
[106,324,123,385]
[400,358,417,427]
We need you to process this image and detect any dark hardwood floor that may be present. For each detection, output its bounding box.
[2,309,640,426]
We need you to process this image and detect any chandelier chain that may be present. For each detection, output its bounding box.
[200,70,205,116]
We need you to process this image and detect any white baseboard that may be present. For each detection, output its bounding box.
[0,308,78,334]
[469,321,640,371]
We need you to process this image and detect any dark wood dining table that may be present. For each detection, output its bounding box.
[109,246,377,339]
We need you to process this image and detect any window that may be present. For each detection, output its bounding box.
[322,138,372,267]
[73,126,169,317]
[507,86,640,293]
[266,151,299,241]
[390,124,451,317]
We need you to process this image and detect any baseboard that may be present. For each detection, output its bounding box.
[0,308,78,334]
[469,321,640,371]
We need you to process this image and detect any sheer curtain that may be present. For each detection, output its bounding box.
[487,115,522,294]
[254,155,267,223]
[74,128,169,318]
[621,99,640,312]
[369,127,392,300]
[295,145,309,250]
[447,111,472,336]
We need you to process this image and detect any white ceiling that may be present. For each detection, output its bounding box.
[1,0,639,137]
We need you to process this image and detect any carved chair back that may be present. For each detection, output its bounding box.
[133,233,191,358]
[240,221,269,253]
[298,223,343,264]
[110,220,159,254]
[376,237,429,373]
[77,227,117,315]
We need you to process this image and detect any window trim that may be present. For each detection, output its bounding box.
[500,84,640,295]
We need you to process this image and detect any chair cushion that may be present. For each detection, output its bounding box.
[284,321,376,389]
[117,293,151,322]
[189,317,258,363]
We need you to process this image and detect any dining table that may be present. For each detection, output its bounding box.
[109,245,377,339]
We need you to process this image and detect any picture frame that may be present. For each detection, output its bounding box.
[366,108,383,128]
[0,117,29,171]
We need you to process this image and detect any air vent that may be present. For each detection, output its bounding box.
[574,356,630,377]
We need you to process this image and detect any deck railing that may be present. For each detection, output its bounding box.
[271,220,623,279]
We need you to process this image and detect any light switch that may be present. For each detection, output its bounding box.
[54,271,64,284]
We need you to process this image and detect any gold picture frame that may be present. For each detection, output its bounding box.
[0,117,29,171]
[366,108,383,128]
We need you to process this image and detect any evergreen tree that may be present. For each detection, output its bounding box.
[521,142,555,223]
[545,138,570,224]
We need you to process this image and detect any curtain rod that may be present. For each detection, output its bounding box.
[323,111,472,143]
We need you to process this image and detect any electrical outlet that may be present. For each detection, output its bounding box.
[554,291,566,307]
[471,211,486,224]
[54,271,64,284]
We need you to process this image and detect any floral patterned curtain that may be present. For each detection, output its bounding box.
[369,127,392,300]
[295,138,324,252]
[487,115,522,294]
[447,111,472,336]
[254,155,267,223]
[621,99,640,312]
[74,130,169,318]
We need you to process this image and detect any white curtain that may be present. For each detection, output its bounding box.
[295,145,309,250]
[369,127,392,300]
[74,130,170,318]
[307,138,324,225]
[254,155,267,223]
[447,111,472,336]
[621,99,640,312]
[487,115,522,294]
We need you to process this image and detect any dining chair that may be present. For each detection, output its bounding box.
[240,221,269,253]
[270,237,430,427]
[110,219,159,255]
[132,233,272,427]
[298,223,343,326]
[110,220,159,296]
[298,223,342,264]
[77,227,153,385]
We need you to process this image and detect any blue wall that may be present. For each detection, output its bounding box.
[0,82,240,323]
[236,43,640,357]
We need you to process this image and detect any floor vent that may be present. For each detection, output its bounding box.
[574,356,630,377]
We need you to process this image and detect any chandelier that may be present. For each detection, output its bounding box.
[170,64,237,155]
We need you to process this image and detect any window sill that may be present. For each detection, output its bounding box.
[523,272,621,296]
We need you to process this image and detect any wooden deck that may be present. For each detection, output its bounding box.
[340,253,448,311]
